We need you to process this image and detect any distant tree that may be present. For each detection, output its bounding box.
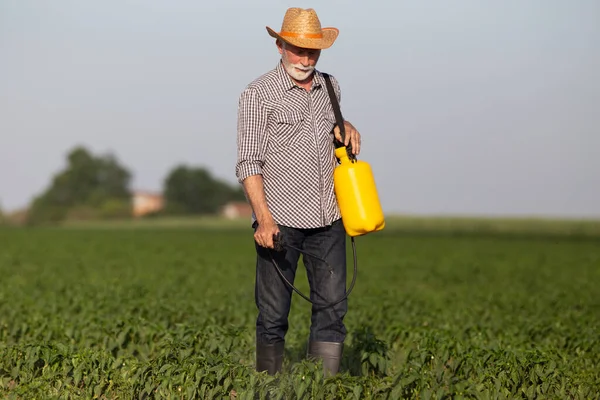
[27,146,133,225]
[162,165,245,215]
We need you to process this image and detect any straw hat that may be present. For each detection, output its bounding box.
[266,8,339,50]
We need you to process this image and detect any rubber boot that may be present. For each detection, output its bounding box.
[307,341,343,377]
[256,340,284,375]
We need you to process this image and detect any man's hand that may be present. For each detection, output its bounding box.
[333,121,361,155]
[254,218,280,249]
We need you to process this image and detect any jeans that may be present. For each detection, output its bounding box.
[253,218,348,345]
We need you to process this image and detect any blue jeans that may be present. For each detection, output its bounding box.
[253,218,348,345]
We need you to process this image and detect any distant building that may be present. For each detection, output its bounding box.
[4,208,28,226]
[132,191,164,217]
[222,201,253,219]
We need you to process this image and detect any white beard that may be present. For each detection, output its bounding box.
[282,53,315,81]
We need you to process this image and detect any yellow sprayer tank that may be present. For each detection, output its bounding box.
[334,147,385,237]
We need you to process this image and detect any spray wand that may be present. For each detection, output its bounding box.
[269,232,358,310]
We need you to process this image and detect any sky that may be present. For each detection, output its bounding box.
[1,0,599,218]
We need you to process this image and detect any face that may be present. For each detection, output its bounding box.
[277,40,321,83]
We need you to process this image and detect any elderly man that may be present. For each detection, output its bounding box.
[235,7,361,376]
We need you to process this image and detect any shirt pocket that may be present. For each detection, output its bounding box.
[268,110,306,153]
[319,108,338,143]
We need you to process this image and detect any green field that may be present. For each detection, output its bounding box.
[1,217,599,399]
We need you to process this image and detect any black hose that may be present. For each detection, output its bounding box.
[268,233,358,310]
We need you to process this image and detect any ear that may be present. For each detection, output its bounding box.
[276,39,284,55]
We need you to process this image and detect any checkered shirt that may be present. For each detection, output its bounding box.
[235,61,343,229]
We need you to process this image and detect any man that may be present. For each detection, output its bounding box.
[235,7,361,377]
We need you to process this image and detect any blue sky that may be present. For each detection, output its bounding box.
[1,0,599,217]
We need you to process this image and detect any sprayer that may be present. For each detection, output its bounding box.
[269,72,385,309]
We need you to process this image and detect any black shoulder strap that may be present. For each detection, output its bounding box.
[322,73,354,159]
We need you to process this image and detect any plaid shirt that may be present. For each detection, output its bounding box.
[236,61,343,229]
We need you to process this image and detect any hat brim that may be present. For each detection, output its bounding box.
[266,26,339,50]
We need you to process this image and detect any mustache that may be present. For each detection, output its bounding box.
[290,63,314,71]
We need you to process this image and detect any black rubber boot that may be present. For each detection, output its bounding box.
[256,340,285,375]
[307,341,343,377]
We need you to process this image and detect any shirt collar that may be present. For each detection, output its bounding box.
[275,61,324,92]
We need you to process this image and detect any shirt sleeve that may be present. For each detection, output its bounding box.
[235,87,268,183]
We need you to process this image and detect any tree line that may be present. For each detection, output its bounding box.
[11,146,246,226]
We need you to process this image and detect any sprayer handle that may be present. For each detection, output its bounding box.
[272,232,285,252]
